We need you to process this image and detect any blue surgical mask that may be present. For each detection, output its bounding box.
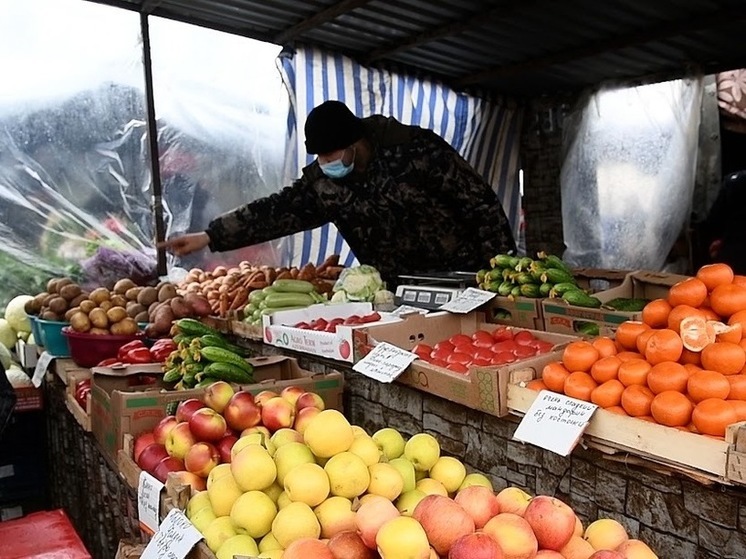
[320,148,355,178]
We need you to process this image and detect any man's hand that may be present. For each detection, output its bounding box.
[158,232,211,256]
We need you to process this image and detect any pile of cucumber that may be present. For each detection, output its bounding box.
[162,318,254,390]
[477,251,603,309]
[243,279,328,326]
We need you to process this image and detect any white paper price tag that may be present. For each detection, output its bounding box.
[513,390,598,456]
[391,305,429,316]
[31,351,54,387]
[138,471,164,534]
[353,342,418,383]
[438,287,496,314]
[141,508,203,559]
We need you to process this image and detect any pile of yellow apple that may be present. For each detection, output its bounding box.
[178,385,658,559]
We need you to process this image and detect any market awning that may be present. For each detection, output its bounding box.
[86,0,746,95]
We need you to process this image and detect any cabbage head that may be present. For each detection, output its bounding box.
[0,319,16,350]
[5,295,33,333]
[333,265,385,302]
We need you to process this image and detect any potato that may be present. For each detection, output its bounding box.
[169,296,193,319]
[69,311,91,333]
[125,286,142,301]
[24,298,37,315]
[46,278,60,293]
[64,307,81,322]
[89,287,111,305]
[88,327,110,336]
[134,310,149,323]
[111,317,138,336]
[59,283,82,301]
[153,306,175,333]
[42,293,57,307]
[88,308,109,329]
[110,294,128,308]
[184,293,212,317]
[113,278,136,295]
[106,306,128,324]
[48,296,68,315]
[99,300,113,313]
[55,277,74,291]
[41,310,61,321]
[126,301,146,316]
[70,293,89,308]
[157,283,178,303]
[147,301,162,316]
[137,287,158,307]
[79,300,96,314]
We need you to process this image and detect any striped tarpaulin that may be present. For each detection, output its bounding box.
[276,45,523,268]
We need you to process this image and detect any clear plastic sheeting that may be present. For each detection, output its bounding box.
[561,78,703,271]
[0,0,289,307]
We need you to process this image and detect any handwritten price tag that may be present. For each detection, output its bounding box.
[391,305,429,316]
[513,390,598,456]
[31,351,55,388]
[138,471,164,534]
[438,288,495,314]
[141,508,203,559]
[353,342,418,383]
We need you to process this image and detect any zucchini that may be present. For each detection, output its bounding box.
[519,284,541,298]
[539,282,553,297]
[510,286,521,297]
[260,305,308,316]
[175,318,219,337]
[549,282,580,297]
[162,367,182,383]
[199,346,254,374]
[507,256,521,270]
[195,378,214,389]
[248,289,269,303]
[497,281,514,297]
[515,257,534,272]
[529,263,547,282]
[263,292,315,308]
[272,279,315,293]
[489,254,514,269]
[202,362,254,384]
[575,321,601,336]
[199,334,249,356]
[514,272,535,285]
[486,268,504,282]
[485,280,502,293]
[562,289,602,308]
[476,269,489,284]
[542,268,575,285]
[604,298,648,312]
[539,252,574,275]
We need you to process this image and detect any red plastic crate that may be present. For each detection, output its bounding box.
[0,508,91,558]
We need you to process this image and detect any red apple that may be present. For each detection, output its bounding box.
[203,380,235,413]
[184,441,220,477]
[412,495,475,556]
[216,434,238,464]
[292,406,320,434]
[449,532,505,559]
[523,495,576,551]
[171,471,206,492]
[188,407,228,442]
[495,486,532,516]
[165,422,196,460]
[136,443,169,473]
[280,385,306,407]
[241,425,271,439]
[153,456,185,483]
[327,530,378,559]
[283,537,334,559]
[589,552,625,559]
[223,391,262,431]
[133,432,156,463]
[483,513,538,559]
[175,398,206,423]
[261,396,296,432]
[354,496,400,549]
[295,391,326,412]
[255,389,279,407]
[454,485,500,529]
[152,415,179,446]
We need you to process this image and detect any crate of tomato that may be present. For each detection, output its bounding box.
[353,311,579,416]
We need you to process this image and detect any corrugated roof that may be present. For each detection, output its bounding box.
[87,0,746,96]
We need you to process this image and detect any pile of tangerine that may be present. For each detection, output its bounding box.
[527,263,746,438]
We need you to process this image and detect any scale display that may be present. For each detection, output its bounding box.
[394,285,465,310]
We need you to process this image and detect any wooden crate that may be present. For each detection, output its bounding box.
[503,358,746,486]
[65,370,92,431]
[52,358,89,386]
[117,434,141,490]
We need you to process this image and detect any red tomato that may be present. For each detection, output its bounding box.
[513,345,538,359]
[328,318,345,326]
[491,340,519,354]
[324,323,338,333]
[534,340,555,354]
[415,353,432,362]
[449,334,473,347]
[470,358,492,366]
[491,352,517,364]
[433,340,455,352]
[412,343,433,356]
[446,352,472,365]
[471,330,495,348]
[446,362,469,374]
[295,321,311,329]
[343,315,363,325]
[514,331,537,346]
[491,327,514,342]
[473,348,494,361]
[311,318,328,331]
[454,344,478,357]
[430,347,453,362]
[430,359,448,368]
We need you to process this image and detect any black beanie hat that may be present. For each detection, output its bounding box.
[304,100,364,155]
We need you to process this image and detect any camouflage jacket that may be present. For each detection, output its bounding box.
[207,115,516,286]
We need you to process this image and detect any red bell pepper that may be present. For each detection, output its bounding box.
[118,340,146,361]
[96,357,122,368]
[125,346,154,364]
[149,339,177,362]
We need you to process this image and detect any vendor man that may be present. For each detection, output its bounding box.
[160,100,517,287]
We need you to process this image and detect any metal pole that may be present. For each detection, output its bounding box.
[140,11,167,276]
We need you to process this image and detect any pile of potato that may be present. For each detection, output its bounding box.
[142,282,212,338]
[24,278,89,322]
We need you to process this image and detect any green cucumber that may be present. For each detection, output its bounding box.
[264,292,315,308]
[162,367,182,383]
[489,254,514,269]
[175,318,219,337]
[202,362,254,384]
[549,282,580,297]
[497,281,513,297]
[562,289,602,308]
[542,268,575,285]
[272,279,315,293]
[539,282,553,297]
[519,284,541,298]
[199,346,254,374]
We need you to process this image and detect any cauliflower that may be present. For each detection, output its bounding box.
[5,295,33,333]
[333,265,385,302]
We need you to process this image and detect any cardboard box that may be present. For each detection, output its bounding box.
[501,354,746,485]
[91,356,344,466]
[353,312,578,416]
[262,302,401,362]
[484,296,543,329]
[571,267,631,292]
[65,370,92,432]
[51,358,89,386]
[14,339,39,370]
[541,270,688,337]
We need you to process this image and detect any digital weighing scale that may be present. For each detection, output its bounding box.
[394,271,477,311]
